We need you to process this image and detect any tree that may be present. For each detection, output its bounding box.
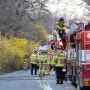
[0,0,29,36]
[83,0,90,6]
[0,0,51,39]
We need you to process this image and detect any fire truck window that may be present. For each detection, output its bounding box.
[85,23,90,30]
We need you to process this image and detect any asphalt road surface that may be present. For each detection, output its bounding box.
[0,69,78,90]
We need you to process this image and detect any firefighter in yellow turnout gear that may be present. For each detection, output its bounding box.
[23,54,27,71]
[38,53,46,76]
[56,17,67,49]
[30,51,38,75]
[45,54,51,75]
[56,17,67,34]
[54,49,66,84]
[38,52,51,76]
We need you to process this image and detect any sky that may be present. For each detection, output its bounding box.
[72,0,83,3]
[46,0,90,26]
[47,0,85,18]
[47,0,83,12]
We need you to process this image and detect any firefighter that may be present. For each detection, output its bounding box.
[23,54,28,71]
[56,17,67,38]
[30,50,38,75]
[51,50,56,71]
[48,49,53,71]
[46,52,51,75]
[56,17,67,49]
[54,47,66,84]
[38,52,47,76]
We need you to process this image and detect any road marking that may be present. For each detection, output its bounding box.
[38,74,71,90]
[40,80,52,90]
[39,79,71,90]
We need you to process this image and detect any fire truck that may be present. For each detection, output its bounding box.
[67,20,90,90]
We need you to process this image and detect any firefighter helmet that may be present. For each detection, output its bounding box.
[59,17,64,21]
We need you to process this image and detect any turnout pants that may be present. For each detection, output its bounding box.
[31,64,38,75]
[55,67,63,83]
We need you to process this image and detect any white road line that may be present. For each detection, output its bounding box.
[39,80,53,90]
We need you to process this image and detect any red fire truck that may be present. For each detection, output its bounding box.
[67,20,90,90]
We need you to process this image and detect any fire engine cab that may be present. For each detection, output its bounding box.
[67,20,90,90]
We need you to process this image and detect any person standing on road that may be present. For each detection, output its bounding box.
[23,54,28,71]
[30,51,38,75]
[54,48,66,84]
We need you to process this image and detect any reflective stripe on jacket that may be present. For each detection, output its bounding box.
[54,52,66,67]
[38,55,47,65]
[30,54,38,64]
[46,56,50,64]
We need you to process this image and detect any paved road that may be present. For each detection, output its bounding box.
[0,69,77,90]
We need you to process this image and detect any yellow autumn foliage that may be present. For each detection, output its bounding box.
[9,37,28,57]
[0,35,40,72]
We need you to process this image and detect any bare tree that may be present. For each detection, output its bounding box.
[0,0,30,36]
[0,0,52,37]
[26,0,50,22]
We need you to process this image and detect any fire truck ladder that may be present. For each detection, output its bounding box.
[84,41,90,70]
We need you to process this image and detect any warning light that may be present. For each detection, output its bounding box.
[59,41,63,46]
[87,33,90,39]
